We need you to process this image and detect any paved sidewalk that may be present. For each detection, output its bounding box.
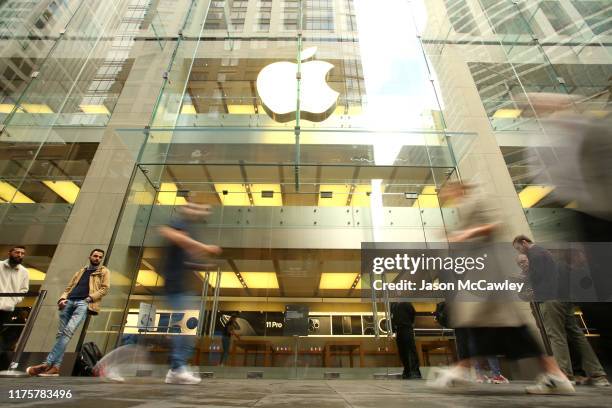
[0,378,611,407]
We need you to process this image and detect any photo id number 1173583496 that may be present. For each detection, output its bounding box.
[8,389,72,399]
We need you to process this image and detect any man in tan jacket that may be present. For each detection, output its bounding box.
[27,249,109,377]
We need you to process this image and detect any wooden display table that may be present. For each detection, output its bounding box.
[324,340,364,368]
[415,338,456,366]
[300,350,324,367]
[270,349,324,367]
[231,339,272,367]
[193,337,223,366]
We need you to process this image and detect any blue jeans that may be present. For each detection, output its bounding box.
[167,293,194,370]
[474,356,502,377]
[45,299,88,367]
[221,335,230,364]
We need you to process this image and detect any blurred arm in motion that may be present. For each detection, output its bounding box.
[158,226,222,259]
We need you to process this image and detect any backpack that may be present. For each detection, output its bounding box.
[434,302,449,328]
[73,342,103,376]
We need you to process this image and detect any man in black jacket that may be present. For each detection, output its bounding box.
[391,302,420,379]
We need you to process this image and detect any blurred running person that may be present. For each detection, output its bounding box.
[428,182,573,395]
[474,357,508,384]
[159,202,222,385]
[522,92,612,376]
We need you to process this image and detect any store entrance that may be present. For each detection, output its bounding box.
[94,161,460,379]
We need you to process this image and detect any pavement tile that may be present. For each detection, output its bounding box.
[0,378,611,407]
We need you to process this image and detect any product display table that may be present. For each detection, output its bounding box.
[323,340,365,368]
[231,339,273,367]
[415,338,456,366]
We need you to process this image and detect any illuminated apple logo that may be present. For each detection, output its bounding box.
[256,47,339,123]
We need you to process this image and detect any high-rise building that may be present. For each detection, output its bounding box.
[0,0,609,376]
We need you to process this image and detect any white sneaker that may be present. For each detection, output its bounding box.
[427,366,473,388]
[475,374,489,384]
[165,367,201,385]
[590,376,610,387]
[105,369,125,383]
[525,374,575,395]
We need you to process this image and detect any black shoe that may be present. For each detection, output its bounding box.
[410,373,422,379]
[403,372,421,380]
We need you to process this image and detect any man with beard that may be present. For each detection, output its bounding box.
[27,248,109,377]
[0,246,29,368]
[513,235,609,387]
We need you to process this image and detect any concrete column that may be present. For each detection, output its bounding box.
[432,43,530,240]
[24,42,174,355]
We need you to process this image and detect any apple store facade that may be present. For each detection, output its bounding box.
[1,0,610,378]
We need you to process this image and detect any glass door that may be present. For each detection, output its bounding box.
[99,159,462,379]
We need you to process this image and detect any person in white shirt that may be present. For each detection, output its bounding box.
[0,246,29,367]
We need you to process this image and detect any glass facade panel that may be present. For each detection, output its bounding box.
[571,0,612,36]
[480,0,531,36]
[539,1,578,35]
[103,157,459,375]
[0,0,609,381]
[443,0,480,35]
[82,164,157,351]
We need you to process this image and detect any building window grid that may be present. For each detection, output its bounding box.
[341,58,364,111]
[508,2,568,40]
[205,2,227,30]
[74,0,147,116]
[204,0,248,32]
[0,0,68,38]
[282,0,299,30]
[3,1,609,118]
[254,0,273,31]
[570,0,612,36]
[0,0,73,103]
[443,0,480,35]
[480,0,531,35]
[283,0,334,32]
[342,0,357,32]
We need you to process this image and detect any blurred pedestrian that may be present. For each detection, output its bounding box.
[158,202,221,385]
[474,357,508,384]
[524,92,612,372]
[428,183,574,394]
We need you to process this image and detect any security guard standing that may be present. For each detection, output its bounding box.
[391,301,421,379]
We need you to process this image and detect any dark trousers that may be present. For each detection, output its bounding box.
[220,335,231,364]
[0,311,15,369]
[454,326,541,360]
[572,212,612,373]
[454,327,470,360]
[395,325,420,376]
